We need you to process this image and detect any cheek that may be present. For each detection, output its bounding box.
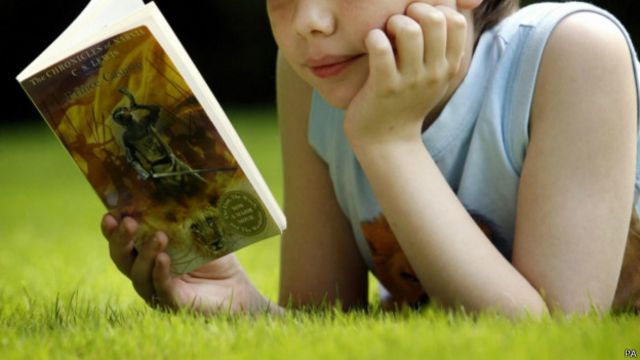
[347,0,462,39]
[346,0,413,32]
[269,21,288,51]
[349,14,388,41]
[267,7,294,51]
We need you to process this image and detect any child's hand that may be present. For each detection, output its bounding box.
[344,3,467,146]
[101,214,278,315]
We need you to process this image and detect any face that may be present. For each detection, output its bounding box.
[267,0,459,109]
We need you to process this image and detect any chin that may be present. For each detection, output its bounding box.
[300,58,368,110]
[315,84,358,110]
[320,93,351,110]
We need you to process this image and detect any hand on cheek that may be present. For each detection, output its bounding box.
[344,3,467,146]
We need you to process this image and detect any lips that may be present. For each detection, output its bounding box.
[307,54,364,78]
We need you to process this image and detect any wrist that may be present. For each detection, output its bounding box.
[343,110,425,150]
[347,127,425,158]
[250,288,286,316]
[241,276,286,316]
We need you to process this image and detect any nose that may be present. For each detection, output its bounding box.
[294,0,336,38]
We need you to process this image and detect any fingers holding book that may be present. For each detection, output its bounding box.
[100,213,284,315]
[102,214,138,276]
[152,251,179,310]
[130,230,168,306]
[101,214,171,307]
[101,213,166,305]
[102,213,180,309]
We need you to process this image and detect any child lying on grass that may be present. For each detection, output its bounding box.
[102,0,640,319]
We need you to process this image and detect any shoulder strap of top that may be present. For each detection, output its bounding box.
[504,2,640,175]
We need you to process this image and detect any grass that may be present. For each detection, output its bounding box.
[0,108,638,359]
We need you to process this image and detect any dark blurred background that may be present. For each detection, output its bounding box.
[2,0,638,123]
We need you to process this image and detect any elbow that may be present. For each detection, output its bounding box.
[506,296,550,320]
[493,292,551,320]
[479,288,551,320]
[278,287,369,312]
[438,290,550,320]
[538,291,614,316]
[504,287,618,319]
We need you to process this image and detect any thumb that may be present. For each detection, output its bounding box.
[152,252,179,309]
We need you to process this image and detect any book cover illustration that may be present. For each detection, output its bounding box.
[21,26,280,274]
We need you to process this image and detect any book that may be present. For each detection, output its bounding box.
[16,0,286,275]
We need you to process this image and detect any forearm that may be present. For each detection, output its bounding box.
[351,137,549,319]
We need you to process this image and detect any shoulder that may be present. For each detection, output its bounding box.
[527,10,638,169]
[532,11,637,130]
[543,11,634,75]
[488,3,634,53]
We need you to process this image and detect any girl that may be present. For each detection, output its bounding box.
[102,0,640,319]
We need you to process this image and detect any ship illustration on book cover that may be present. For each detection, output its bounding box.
[20,26,281,274]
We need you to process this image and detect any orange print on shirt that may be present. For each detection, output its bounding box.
[361,213,499,310]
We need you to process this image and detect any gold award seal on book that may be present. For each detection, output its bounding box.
[219,191,267,236]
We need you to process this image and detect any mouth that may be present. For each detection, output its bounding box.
[307,54,365,79]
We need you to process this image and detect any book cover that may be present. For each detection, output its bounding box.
[19,25,281,274]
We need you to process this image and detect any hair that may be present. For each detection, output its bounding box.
[473,0,520,37]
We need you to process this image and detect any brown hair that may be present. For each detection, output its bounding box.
[473,0,520,36]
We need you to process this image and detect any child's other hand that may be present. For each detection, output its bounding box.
[101,214,276,315]
[344,3,467,146]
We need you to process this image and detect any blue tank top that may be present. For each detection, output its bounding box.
[307,2,640,306]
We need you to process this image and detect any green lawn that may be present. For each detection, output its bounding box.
[0,109,638,359]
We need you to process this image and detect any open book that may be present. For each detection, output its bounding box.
[16,0,286,274]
